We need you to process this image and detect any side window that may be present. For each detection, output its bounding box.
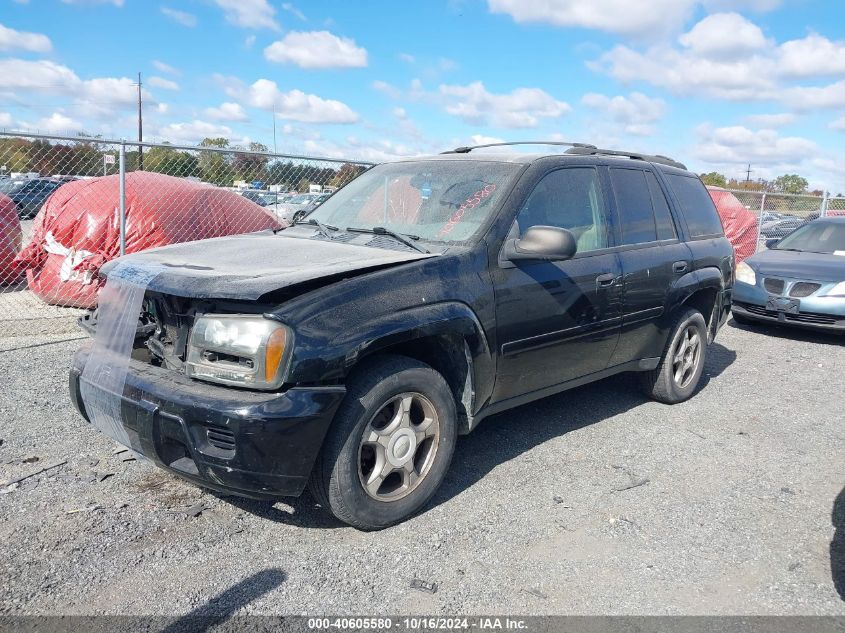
[665,173,725,237]
[646,171,677,240]
[515,167,608,252]
[610,168,657,245]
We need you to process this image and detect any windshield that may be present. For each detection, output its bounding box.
[0,180,24,194]
[305,160,521,243]
[775,221,845,254]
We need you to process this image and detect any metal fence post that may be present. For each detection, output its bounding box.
[821,191,829,218]
[119,141,126,256]
[754,192,766,252]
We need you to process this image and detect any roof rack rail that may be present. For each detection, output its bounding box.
[442,141,597,154]
[564,146,686,170]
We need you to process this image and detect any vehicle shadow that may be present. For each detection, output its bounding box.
[833,486,845,601]
[215,342,735,529]
[212,490,347,530]
[430,340,736,509]
[729,317,845,347]
[158,568,286,632]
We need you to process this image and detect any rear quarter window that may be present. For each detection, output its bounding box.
[665,173,724,237]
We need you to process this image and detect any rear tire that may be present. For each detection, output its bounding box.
[641,307,708,404]
[308,354,457,530]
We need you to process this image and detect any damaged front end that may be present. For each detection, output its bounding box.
[69,262,344,498]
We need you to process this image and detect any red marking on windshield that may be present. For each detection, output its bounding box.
[437,183,497,238]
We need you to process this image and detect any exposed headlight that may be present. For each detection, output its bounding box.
[824,281,845,297]
[186,314,292,390]
[735,261,757,286]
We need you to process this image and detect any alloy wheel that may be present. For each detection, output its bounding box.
[672,325,702,389]
[358,392,440,502]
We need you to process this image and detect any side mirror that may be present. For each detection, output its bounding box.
[765,238,780,249]
[504,225,577,262]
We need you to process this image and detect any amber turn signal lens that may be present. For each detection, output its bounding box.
[264,327,287,382]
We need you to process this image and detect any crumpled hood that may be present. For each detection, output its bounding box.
[99,231,436,300]
[747,248,845,282]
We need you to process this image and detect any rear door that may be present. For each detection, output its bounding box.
[490,165,623,402]
[607,167,690,365]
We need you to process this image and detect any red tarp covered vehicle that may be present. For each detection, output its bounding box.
[0,192,23,286]
[707,186,759,264]
[15,172,282,308]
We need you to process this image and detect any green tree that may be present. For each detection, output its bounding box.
[771,174,808,195]
[198,137,231,186]
[699,171,727,187]
[233,142,269,183]
[145,144,200,178]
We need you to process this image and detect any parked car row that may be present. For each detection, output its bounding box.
[0,177,66,220]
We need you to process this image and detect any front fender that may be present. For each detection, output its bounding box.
[330,301,495,417]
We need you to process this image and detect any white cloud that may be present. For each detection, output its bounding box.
[281,3,306,20]
[678,12,770,57]
[205,102,249,122]
[0,23,52,53]
[591,14,845,105]
[244,35,256,48]
[744,112,796,128]
[300,136,427,163]
[830,116,845,131]
[226,78,359,124]
[581,91,666,135]
[152,60,180,76]
[372,80,402,99]
[487,0,696,37]
[777,33,845,79]
[488,0,782,37]
[693,124,817,165]
[148,76,179,91]
[399,53,416,64]
[264,31,367,69]
[782,80,845,110]
[0,59,148,124]
[160,6,197,27]
[154,119,245,145]
[212,0,279,30]
[60,0,123,5]
[591,43,776,101]
[0,112,12,127]
[438,81,571,128]
[62,0,124,7]
[22,112,83,134]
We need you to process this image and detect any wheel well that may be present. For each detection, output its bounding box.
[360,334,473,434]
[681,286,719,332]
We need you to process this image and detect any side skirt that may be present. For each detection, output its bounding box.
[466,357,660,432]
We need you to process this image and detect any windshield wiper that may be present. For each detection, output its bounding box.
[296,218,339,239]
[346,226,430,254]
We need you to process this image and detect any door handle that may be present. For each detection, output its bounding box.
[673,261,688,274]
[596,273,616,287]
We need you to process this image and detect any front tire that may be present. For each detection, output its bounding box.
[308,355,457,530]
[641,307,708,404]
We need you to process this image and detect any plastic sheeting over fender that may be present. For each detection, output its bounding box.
[0,192,23,285]
[707,186,759,264]
[14,172,282,308]
[79,261,164,449]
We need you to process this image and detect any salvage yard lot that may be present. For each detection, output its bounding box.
[0,322,843,615]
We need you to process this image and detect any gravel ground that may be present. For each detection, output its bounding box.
[0,320,843,616]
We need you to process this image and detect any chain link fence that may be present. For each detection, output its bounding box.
[0,131,373,342]
[709,187,843,263]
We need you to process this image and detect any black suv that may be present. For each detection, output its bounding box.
[69,142,734,530]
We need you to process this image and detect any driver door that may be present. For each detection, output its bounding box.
[490,166,623,403]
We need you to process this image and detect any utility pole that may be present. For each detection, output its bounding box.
[137,72,143,171]
[272,103,277,154]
